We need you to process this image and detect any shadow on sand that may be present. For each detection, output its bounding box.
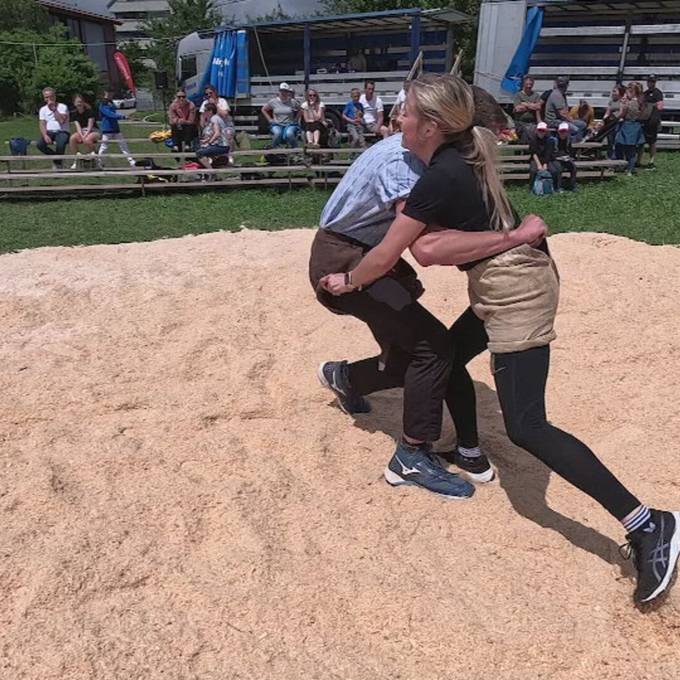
[351,380,632,576]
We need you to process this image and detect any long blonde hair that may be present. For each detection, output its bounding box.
[406,74,514,232]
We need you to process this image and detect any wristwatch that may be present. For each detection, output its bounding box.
[344,271,362,291]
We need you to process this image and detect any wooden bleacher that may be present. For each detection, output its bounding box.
[0,141,627,198]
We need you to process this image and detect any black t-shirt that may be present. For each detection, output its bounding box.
[529,135,556,164]
[402,143,538,270]
[71,107,98,129]
[644,87,663,125]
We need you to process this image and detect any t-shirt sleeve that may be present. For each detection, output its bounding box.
[38,107,48,121]
[58,103,69,115]
[301,101,309,111]
[401,168,450,226]
[376,97,384,113]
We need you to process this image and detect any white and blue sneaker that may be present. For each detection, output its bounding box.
[384,441,475,500]
[317,360,371,415]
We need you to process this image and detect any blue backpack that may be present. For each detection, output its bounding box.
[9,137,29,156]
[532,169,554,196]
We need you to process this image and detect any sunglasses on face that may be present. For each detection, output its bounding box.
[177,95,186,98]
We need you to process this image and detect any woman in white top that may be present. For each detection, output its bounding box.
[196,102,232,170]
[301,88,326,148]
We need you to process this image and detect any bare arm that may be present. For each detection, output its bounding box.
[54,106,69,125]
[410,214,548,267]
[261,104,273,125]
[39,119,49,141]
[322,204,547,294]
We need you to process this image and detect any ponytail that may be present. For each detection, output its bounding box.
[465,126,514,232]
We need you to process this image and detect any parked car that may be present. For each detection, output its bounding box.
[113,93,137,110]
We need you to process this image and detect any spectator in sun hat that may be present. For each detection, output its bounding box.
[555,121,577,191]
[261,82,301,148]
[640,74,664,168]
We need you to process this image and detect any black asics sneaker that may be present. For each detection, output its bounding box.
[317,360,371,415]
[439,447,495,483]
[621,509,680,605]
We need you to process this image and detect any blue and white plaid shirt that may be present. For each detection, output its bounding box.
[319,133,426,247]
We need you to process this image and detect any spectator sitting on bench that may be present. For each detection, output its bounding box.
[301,88,326,148]
[529,121,560,192]
[169,89,198,153]
[555,121,577,191]
[342,88,365,148]
[359,80,389,140]
[261,83,301,148]
[513,76,542,143]
[200,85,231,122]
[544,76,587,142]
[569,99,596,139]
[37,87,70,170]
[68,94,99,169]
[97,89,135,168]
[196,102,232,171]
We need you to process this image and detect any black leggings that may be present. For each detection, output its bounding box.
[492,345,641,520]
[351,299,642,521]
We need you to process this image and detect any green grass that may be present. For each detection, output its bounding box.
[2,116,680,252]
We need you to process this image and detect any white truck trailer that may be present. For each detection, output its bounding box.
[475,0,680,113]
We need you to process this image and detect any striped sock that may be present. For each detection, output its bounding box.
[458,445,481,459]
[622,505,652,534]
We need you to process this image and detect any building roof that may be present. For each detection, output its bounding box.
[39,0,122,23]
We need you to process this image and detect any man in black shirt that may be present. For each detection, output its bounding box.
[642,75,664,168]
[528,121,560,192]
[555,122,577,190]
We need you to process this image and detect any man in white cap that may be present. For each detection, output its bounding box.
[555,121,577,191]
[528,121,560,191]
[261,82,301,148]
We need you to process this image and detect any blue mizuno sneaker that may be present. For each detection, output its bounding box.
[317,361,371,415]
[384,441,475,500]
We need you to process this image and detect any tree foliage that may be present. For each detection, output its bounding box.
[322,0,481,77]
[143,0,221,83]
[0,27,100,115]
[0,0,49,33]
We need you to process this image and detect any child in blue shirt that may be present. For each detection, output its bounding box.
[342,88,366,148]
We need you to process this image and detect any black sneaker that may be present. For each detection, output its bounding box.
[439,447,495,483]
[620,510,680,605]
[317,361,371,415]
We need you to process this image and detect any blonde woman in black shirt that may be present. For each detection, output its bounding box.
[322,74,679,607]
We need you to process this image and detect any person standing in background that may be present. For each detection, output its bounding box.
[641,75,664,169]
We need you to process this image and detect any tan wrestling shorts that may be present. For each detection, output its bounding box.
[467,243,560,354]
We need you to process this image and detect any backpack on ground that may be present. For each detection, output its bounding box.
[532,169,554,196]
